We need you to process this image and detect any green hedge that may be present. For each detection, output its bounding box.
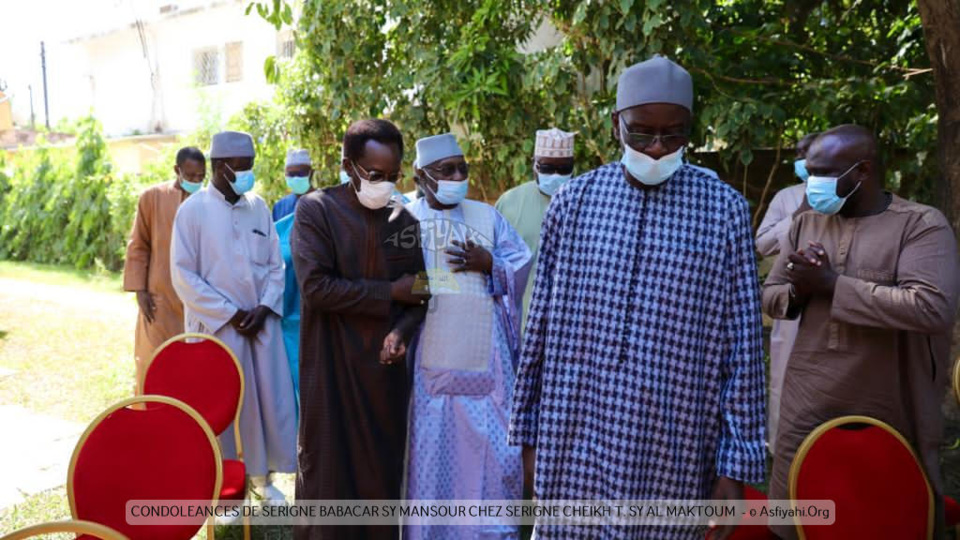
[0,117,149,272]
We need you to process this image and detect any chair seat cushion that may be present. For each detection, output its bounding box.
[220,459,246,500]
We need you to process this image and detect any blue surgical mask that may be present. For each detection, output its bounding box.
[806,162,862,215]
[794,159,809,182]
[179,175,202,194]
[537,172,572,197]
[618,118,684,185]
[226,164,255,195]
[286,175,311,195]
[340,170,351,185]
[423,170,469,205]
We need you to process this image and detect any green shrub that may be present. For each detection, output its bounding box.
[228,101,297,205]
[0,116,145,272]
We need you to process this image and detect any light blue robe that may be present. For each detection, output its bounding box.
[275,213,300,411]
[404,198,531,540]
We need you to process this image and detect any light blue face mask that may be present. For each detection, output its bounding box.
[179,175,202,194]
[340,170,351,185]
[794,159,809,182]
[806,162,862,215]
[537,172,572,197]
[422,170,469,205]
[286,175,311,195]
[226,164,255,195]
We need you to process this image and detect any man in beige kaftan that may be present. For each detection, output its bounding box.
[762,125,959,539]
[123,147,205,388]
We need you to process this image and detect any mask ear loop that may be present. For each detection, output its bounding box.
[836,160,865,200]
[418,171,440,200]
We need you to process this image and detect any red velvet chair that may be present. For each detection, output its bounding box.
[0,520,129,540]
[67,395,222,540]
[140,333,248,539]
[946,495,960,533]
[948,357,960,532]
[789,415,933,540]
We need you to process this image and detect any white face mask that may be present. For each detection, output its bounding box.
[618,117,685,186]
[620,144,685,186]
[351,162,396,210]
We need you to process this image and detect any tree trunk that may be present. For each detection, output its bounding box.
[917,0,960,357]
[917,0,960,504]
[917,0,960,239]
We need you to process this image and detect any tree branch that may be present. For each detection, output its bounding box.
[688,67,789,87]
[753,133,784,229]
[734,30,931,76]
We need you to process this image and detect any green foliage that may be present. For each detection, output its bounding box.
[0,117,146,272]
[228,101,297,204]
[258,0,936,206]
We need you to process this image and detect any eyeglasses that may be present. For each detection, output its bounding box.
[535,162,574,175]
[424,162,469,178]
[352,161,403,183]
[619,118,689,152]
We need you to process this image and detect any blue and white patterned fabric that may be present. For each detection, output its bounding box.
[405,198,531,540]
[509,162,766,540]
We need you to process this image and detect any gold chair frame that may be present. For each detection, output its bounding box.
[788,415,934,540]
[67,395,224,540]
[952,356,960,407]
[0,519,129,540]
[138,333,249,540]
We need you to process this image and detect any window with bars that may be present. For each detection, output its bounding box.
[277,30,295,59]
[194,48,219,86]
[225,42,243,83]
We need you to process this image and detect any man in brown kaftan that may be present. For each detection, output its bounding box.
[292,119,428,540]
[123,147,205,389]
[762,125,959,539]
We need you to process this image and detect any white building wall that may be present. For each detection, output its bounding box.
[39,0,280,137]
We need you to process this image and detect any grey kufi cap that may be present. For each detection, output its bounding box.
[415,133,463,168]
[616,55,693,113]
[285,148,311,167]
[210,131,255,159]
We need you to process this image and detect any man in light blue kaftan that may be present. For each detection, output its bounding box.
[509,57,766,540]
[275,212,300,410]
[404,134,531,540]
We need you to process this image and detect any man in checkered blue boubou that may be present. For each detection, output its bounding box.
[509,55,766,540]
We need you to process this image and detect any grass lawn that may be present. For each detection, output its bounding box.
[0,261,292,539]
[0,261,133,423]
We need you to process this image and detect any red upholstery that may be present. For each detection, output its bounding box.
[143,338,241,436]
[221,459,247,500]
[792,421,932,540]
[70,400,219,540]
[945,495,960,527]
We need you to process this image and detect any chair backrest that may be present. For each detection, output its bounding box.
[68,395,223,540]
[0,520,129,540]
[140,333,243,440]
[789,415,933,540]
